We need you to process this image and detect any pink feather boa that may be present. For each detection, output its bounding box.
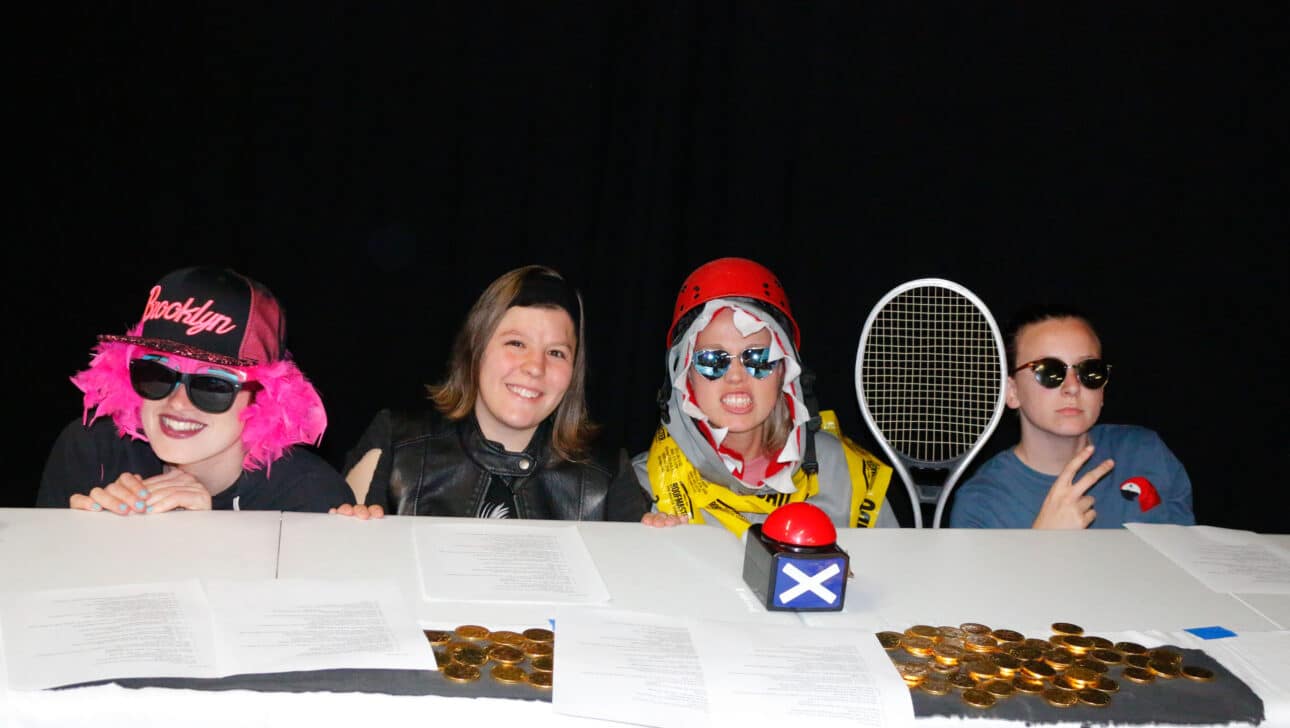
[70,331,327,472]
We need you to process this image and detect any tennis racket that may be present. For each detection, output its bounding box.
[855,278,1007,528]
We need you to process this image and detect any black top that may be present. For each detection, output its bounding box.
[345,407,650,521]
[37,418,354,512]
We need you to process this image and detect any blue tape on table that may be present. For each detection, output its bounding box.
[1186,625,1238,640]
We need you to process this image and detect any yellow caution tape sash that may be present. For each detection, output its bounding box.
[647,410,892,537]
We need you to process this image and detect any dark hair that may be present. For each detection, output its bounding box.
[426,265,596,461]
[1003,303,1100,371]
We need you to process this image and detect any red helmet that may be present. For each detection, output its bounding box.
[668,257,800,349]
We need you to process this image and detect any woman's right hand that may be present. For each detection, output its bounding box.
[69,472,150,515]
[330,503,385,520]
[641,512,689,528]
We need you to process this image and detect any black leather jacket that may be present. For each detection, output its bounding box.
[343,408,649,521]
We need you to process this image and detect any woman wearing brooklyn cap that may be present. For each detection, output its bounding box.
[37,266,353,514]
[334,264,649,521]
[632,257,901,535]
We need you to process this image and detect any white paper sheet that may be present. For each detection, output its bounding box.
[414,523,610,604]
[1,578,436,690]
[693,621,913,727]
[552,609,914,728]
[204,578,436,675]
[1,579,219,690]
[1126,524,1290,593]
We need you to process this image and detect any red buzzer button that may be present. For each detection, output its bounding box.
[762,502,836,546]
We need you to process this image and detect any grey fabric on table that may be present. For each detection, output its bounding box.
[58,668,551,703]
[906,645,1263,725]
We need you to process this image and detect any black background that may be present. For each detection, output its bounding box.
[12,4,1286,531]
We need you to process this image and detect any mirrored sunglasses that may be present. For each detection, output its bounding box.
[692,347,777,381]
[1012,357,1110,390]
[129,357,257,414]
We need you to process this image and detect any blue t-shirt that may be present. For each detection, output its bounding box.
[948,424,1195,529]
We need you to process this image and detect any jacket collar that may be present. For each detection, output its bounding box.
[458,412,550,476]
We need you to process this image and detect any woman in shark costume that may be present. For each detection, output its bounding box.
[632,257,899,535]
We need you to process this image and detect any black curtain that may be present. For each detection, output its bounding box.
[13,4,1286,532]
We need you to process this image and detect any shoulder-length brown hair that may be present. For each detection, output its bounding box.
[426,265,597,462]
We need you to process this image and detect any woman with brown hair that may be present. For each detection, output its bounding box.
[335,264,649,521]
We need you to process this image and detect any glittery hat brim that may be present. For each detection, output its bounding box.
[97,335,261,368]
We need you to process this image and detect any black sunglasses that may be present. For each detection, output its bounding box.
[1012,357,1111,390]
[129,357,257,414]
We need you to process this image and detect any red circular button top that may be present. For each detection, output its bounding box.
[761,502,836,546]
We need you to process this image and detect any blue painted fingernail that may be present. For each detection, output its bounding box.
[91,503,102,511]
[138,489,149,497]
[135,501,146,510]
[117,504,128,512]
[147,506,155,513]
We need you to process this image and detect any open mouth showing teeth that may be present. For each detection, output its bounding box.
[507,385,541,400]
[160,415,204,432]
[721,393,752,408]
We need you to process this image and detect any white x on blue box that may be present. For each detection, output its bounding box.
[772,556,847,609]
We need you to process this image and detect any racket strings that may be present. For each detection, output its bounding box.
[861,286,1002,465]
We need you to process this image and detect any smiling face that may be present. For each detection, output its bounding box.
[137,354,251,475]
[473,305,576,452]
[686,307,784,456]
[1007,316,1105,443]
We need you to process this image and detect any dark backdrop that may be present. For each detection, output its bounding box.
[13,4,1286,532]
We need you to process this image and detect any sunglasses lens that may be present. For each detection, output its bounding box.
[186,375,241,414]
[129,359,180,400]
[1032,358,1068,389]
[1076,359,1110,389]
[740,347,776,379]
[693,349,731,380]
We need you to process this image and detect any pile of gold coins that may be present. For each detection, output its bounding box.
[424,624,555,690]
[877,621,1216,711]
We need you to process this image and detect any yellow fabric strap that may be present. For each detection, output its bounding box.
[647,410,892,536]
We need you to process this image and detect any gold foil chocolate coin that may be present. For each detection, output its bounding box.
[990,628,1025,643]
[489,630,528,647]
[530,654,553,673]
[1077,688,1112,707]
[523,627,555,643]
[898,663,929,687]
[949,673,977,690]
[1125,654,1150,669]
[1013,677,1045,694]
[1021,660,1056,681]
[454,624,492,642]
[527,671,553,689]
[1090,648,1123,665]
[1086,636,1114,650]
[490,664,527,685]
[1181,665,1215,682]
[488,645,525,665]
[525,640,554,659]
[960,622,992,635]
[982,679,1016,698]
[932,643,965,664]
[1043,687,1078,708]
[938,626,967,640]
[1051,622,1084,636]
[1073,658,1109,674]
[1114,641,1148,655]
[1149,659,1181,679]
[906,624,940,641]
[1122,666,1155,684]
[877,631,904,650]
[451,645,489,667]
[901,635,935,657]
[961,688,996,709]
[920,676,951,696]
[424,630,452,645]
[1096,676,1120,693]
[442,663,481,683]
